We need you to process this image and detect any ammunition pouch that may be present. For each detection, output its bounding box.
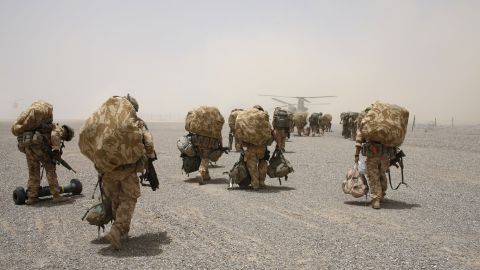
[17,131,44,153]
[361,142,395,158]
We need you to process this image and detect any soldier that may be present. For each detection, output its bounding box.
[354,109,391,209]
[102,95,156,249]
[193,135,223,185]
[24,121,75,205]
[308,113,321,136]
[340,112,349,139]
[349,112,360,140]
[243,105,279,190]
[272,107,290,152]
[228,109,243,152]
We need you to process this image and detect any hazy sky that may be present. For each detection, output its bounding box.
[1,0,479,124]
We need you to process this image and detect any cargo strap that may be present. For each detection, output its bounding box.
[388,155,408,190]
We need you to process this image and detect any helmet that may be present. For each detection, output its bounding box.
[126,94,139,112]
[253,105,264,111]
[62,125,75,141]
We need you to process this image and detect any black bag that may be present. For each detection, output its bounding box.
[182,154,201,174]
[267,149,294,184]
[227,152,251,189]
[273,109,290,129]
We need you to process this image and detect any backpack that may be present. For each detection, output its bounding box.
[235,108,272,146]
[79,96,145,173]
[267,149,294,184]
[228,109,243,130]
[293,112,308,127]
[177,134,196,157]
[12,101,53,136]
[359,101,409,147]
[342,164,369,198]
[185,106,224,140]
[273,109,290,129]
[82,195,113,234]
[181,154,201,174]
[226,152,251,189]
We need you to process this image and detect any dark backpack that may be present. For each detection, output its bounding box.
[226,152,251,189]
[181,154,201,174]
[273,109,290,129]
[267,149,294,184]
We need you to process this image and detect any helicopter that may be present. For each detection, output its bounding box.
[259,95,336,112]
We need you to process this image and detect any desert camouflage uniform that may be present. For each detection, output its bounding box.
[103,119,155,244]
[244,144,269,189]
[192,135,222,185]
[274,128,288,152]
[349,112,359,140]
[340,112,350,139]
[355,128,391,206]
[25,123,65,199]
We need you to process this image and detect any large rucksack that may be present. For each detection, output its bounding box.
[272,109,290,129]
[185,106,224,140]
[228,109,243,130]
[359,101,409,147]
[267,149,294,184]
[11,101,53,136]
[78,96,145,173]
[293,112,308,127]
[226,152,251,189]
[235,108,272,146]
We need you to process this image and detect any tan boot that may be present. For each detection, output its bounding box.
[25,197,39,205]
[371,198,381,209]
[105,228,122,250]
[259,181,266,188]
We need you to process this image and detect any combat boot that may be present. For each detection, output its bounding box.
[371,198,381,209]
[25,197,39,205]
[105,228,122,250]
[259,181,266,188]
[52,196,70,203]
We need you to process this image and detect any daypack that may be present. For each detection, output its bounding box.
[181,154,201,174]
[82,195,113,233]
[79,96,145,173]
[272,109,290,129]
[267,149,294,184]
[177,134,196,157]
[185,106,224,140]
[359,101,409,147]
[12,101,53,136]
[235,108,272,146]
[228,109,243,130]
[226,152,251,189]
[342,164,369,198]
[16,131,45,153]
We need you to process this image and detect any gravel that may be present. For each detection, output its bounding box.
[0,121,479,270]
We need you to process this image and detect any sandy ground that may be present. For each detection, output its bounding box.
[0,121,479,270]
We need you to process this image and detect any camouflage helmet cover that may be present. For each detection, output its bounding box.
[253,105,264,111]
[62,125,75,141]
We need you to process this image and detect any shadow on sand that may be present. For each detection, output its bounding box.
[30,194,84,208]
[98,231,172,257]
[228,185,296,193]
[344,199,421,210]
[183,177,228,185]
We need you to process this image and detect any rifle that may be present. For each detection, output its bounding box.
[388,149,407,190]
[45,143,77,173]
[140,152,159,191]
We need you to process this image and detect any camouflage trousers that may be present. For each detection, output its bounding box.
[310,125,320,136]
[342,124,349,138]
[25,147,60,198]
[296,125,305,136]
[366,155,390,200]
[197,147,211,184]
[102,166,141,238]
[274,128,287,150]
[244,145,268,189]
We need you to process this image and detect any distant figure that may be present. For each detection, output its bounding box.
[12,101,74,205]
[228,109,243,152]
[340,112,350,139]
[348,112,360,140]
[272,107,291,151]
[308,113,322,136]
